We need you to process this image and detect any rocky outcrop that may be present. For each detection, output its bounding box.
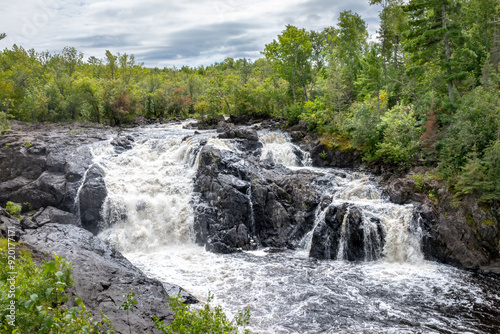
[0,122,112,234]
[78,165,108,234]
[384,169,500,270]
[193,145,318,253]
[111,133,135,153]
[309,203,385,261]
[305,137,362,169]
[216,121,263,153]
[0,208,196,334]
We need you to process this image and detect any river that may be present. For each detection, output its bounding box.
[93,122,500,334]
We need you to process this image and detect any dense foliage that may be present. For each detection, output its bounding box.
[1,0,499,200]
[153,293,254,334]
[0,238,114,333]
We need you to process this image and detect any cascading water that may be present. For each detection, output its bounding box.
[259,131,311,167]
[93,122,500,334]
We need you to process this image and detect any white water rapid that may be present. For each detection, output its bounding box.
[94,123,500,334]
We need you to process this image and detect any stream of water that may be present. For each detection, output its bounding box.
[93,123,500,334]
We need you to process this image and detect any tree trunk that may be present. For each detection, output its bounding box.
[442,5,454,102]
[298,66,308,102]
[285,63,297,103]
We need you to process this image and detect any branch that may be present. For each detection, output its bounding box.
[387,75,419,103]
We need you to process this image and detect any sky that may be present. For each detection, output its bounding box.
[0,0,381,68]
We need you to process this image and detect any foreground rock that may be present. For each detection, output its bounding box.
[0,207,196,334]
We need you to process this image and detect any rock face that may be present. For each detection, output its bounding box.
[309,203,385,261]
[78,164,108,234]
[0,208,196,334]
[193,145,318,253]
[0,122,111,234]
[384,170,500,270]
[297,134,362,169]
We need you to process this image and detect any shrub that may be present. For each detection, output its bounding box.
[285,103,304,127]
[0,111,10,131]
[374,103,421,165]
[6,201,21,217]
[437,86,500,175]
[344,101,383,159]
[0,240,114,333]
[153,292,255,334]
[455,140,500,201]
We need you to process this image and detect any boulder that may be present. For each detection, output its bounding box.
[309,204,385,261]
[34,206,81,227]
[79,165,108,234]
[194,145,318,253]
[111,133,135,152]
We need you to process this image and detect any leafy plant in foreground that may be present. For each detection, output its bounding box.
[0,239,115,333]
[153,292,256,334]
[119,290,137,334]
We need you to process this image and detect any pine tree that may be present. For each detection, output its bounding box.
[404,0,470,102]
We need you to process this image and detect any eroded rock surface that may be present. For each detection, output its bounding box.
[0,122,111,234]
[193,145,318,253]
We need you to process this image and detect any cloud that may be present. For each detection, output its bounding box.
[0,0,380,67]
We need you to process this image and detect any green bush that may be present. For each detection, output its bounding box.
[455,140,500,201]
[5,201,21,217]
[0,239,114,333]
[285,103,304,127]
[153,292,255,334]
[374,103,421,165]
[438,87,500,174]
[344,101,383,159]
[0,111,10,131]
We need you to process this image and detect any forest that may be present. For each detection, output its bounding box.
[0,0,499,201]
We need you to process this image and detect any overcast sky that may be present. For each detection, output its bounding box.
[1,0,381,68]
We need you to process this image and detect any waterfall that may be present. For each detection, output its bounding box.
[305,171,423,262]
[246,185,259,248]
[73,165,92,220]
[92,123,499,334]
[259,131,311,167]
[335,206,351,260]
[94,127,203,252]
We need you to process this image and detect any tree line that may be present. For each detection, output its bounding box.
[1,0,499,200]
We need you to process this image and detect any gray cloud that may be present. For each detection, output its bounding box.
[0,0,380,67]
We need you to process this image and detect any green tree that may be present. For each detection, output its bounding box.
[375,103,421,164]
[404,0,471,102]
[329,10,368,103]
[263,25,313,103]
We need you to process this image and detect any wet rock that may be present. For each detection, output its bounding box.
[35,206,81,227]
[0,122,115,233]
[302,137,362,168]
[20,224,180,334]
[79,165,107,234]
[310,204,385,261]
[385,171,499,269]
[111,133,135,152]
[194,145,318,253]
